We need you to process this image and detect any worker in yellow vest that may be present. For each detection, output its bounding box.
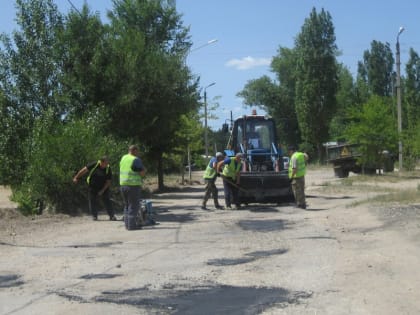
[288,145,307,209]
[73,156,117,221]
[201,152,225,210]
[119,145,146,230]
[217,152,243,209]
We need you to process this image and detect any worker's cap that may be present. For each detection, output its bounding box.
[235,152,243,158]
[216,152,224,158]
[287,145,296,151]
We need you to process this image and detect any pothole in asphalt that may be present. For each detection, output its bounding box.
[100,285,310,314]
[297,236,336,240]
[0,274,24,288]
[79,273,122,280]
[57,284,312,314]
[247,248,288,257]
[69,241,122,248]
[56,292,85,303]
[207,248,288,266]
[238,219,293,232]
[207,257,255,266]
[248,205,280,212]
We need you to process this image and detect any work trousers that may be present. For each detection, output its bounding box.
[291,176,306,207]
[222,177,239,208]
[120,185,141,230]
[88,188,114,219]
[202,178,220,207]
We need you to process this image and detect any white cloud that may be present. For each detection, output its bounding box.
[225,56,272,70]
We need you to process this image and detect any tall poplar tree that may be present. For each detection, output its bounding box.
[294,7,338,158]
[404,48,420,129]
[329,64,356,141]
[1,0,64,117]
[0,0,64,187]
[357,40,394,97]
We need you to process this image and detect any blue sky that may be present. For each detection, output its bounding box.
[1,0,419,130]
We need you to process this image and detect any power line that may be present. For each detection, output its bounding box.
[67,0,82,15]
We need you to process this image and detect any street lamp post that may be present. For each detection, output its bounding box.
[396,26,404,172]
[190,39,218,52]
[204,82,216,157]
[183,38,217,169]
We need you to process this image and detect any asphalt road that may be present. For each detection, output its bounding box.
[1,168,420,314]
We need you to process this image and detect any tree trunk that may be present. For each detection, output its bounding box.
[157,151,164,191]
[317,143,324,164]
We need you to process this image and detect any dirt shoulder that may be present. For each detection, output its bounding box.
[0,186,17,212]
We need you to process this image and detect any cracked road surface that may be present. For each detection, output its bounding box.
[1,167,420,314]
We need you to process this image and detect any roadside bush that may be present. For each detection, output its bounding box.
[402,124,420,171]
[11,111,128,215]
[194,155,208,170]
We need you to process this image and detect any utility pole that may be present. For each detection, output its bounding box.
[204,82,215,157]
[396,26,404,172]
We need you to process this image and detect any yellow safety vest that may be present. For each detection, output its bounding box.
[203,158,217,179]
[222,159,242,180]
[119,154,142,186]
[288,152,306,179]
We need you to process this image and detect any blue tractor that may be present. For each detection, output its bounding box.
[223,110,293,204]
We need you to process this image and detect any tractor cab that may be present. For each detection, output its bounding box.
[223,110,292,203]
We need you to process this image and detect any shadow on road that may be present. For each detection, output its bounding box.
[155,212,197,223]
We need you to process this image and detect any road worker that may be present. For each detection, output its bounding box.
[201,152,225,210]
[288,145,307,209]
[217,152,243,210]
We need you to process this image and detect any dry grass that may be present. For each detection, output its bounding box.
[348,188,420,208]
[143,171,204,194]
[312,166,420,207]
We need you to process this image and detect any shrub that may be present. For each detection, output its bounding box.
[12,111,128,215]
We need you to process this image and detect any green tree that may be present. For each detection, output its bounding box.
[0,0,64,187]
[2,0,64,116]
[357,40,394,97]
[354,67,370,106]
[173,112,203,181]
[294,7,339,158]
[201,93,223,155]
[238,47,301,147]
[238,76,298,147]
[344,95,397,171]
[270,47,300,146]
[0,90,32,187]
[329,64,356,141]
[402,123,420,171]
[210,127,230,156]
[12,109,126,214]
[404,48,420,129]
[59,4,110,118]
[105,0,199,190]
